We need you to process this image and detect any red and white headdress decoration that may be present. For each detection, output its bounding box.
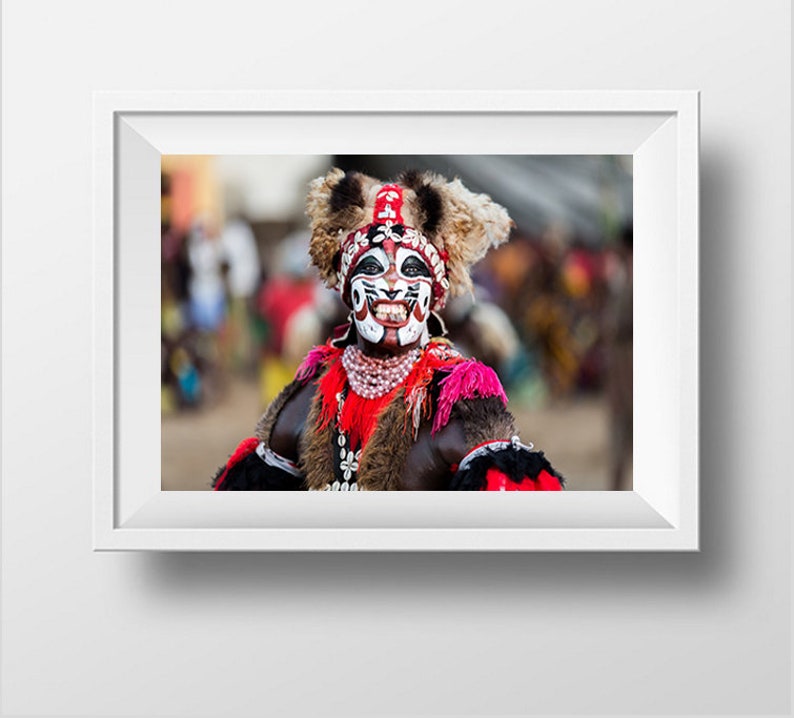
[306,168,513,311]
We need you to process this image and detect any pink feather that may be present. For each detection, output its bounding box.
[432,360,508,434]
[295,345,333,383]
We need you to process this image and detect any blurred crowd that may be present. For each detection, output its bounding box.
[161,157,634,489]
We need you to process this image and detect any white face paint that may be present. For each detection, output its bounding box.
[349,242,434,351]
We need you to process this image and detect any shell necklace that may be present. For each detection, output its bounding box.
[341,345,421,399]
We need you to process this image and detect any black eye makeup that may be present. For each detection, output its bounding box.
[352,256,386,276]
[400,257,432,278]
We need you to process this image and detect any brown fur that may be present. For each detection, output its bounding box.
[299,392,335,490]
[329,171,366,213]
[254,379,304,442]
[257,370,516,490]
[306,169,372,287]
[307,229,342,288]
[438,177,513,297]
[306,168,513,301]
[356,388,413,490]
[452,396,516,447]
[399,169,443,236]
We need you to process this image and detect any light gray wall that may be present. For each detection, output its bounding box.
[1,1,790,716]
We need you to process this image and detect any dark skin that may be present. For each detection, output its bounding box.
[268,361,471,490]
[269,250,471,489]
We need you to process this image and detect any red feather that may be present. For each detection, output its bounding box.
[213,437,260,491]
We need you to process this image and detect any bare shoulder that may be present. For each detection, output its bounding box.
[254,344,338,461]
[266,380,316,462]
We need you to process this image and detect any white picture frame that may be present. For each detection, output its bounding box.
[93,90,699,552]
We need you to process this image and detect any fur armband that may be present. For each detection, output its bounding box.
[449,436,564,491]
[213,439,305,491]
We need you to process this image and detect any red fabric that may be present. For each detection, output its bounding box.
[482,467,562,492]
[213,437,260,491]
[373,184,405,224]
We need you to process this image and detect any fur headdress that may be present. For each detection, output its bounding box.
[306,168,513,310]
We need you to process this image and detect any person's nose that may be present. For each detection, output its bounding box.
[384,263,399,290]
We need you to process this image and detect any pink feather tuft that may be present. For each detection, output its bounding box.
[432,360,508,434]
[295,345,334,383]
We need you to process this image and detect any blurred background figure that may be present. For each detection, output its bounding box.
[186,218,227,403]
[255,230,332,405]
[603,222,634,490]
[442,289,523,386]
[161,154,633,491]
[218,194,260,377]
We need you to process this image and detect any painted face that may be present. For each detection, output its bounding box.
[349,239,434,350]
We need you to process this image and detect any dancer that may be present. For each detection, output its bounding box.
[214,168,563,491]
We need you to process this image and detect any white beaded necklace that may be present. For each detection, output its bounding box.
[341,345,421,399]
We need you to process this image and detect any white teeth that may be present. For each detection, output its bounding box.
[374,304,407,322]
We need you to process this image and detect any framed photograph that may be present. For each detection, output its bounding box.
[93,91,699,551]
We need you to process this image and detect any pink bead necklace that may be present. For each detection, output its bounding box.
[341,345,421,399]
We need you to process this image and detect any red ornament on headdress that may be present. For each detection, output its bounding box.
[372,184,405,224]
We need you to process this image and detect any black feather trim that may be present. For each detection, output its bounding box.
[449,445,565,491]
[213,452,305,491]
[211,463,227,488]
[330,172,365,213]
[415,183,443,235]
[398,169,443,235]
[399,168,422,189]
